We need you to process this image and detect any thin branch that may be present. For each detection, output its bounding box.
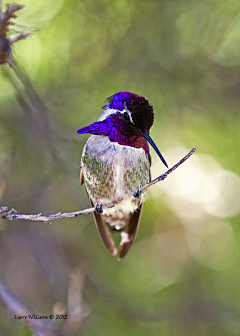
[140,145,197,192]
[0,206,96,223]
[0,146,197,223]
[0,4,24,36]
[0,3,30,65]
[9,32,30,44]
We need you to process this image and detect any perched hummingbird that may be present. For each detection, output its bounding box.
[77,92,168,260]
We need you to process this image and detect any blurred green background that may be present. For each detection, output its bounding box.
[1,0,240,335]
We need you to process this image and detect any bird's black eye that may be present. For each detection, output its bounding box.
[123,112,130,121]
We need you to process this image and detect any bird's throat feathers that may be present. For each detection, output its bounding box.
[77,113,150,156]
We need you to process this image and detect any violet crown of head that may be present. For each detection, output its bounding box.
[104,91,154,134]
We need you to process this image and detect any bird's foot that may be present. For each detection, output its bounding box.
[133,187,141,198]
[95,204,103,214]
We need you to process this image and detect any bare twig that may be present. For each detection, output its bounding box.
[9,32,30,44]
[0,3,30,65]
[0,146,197,224]
[0,206,96,223]
[0,4,24,36]
[140,145,197,192]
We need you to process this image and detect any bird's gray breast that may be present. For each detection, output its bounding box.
[81,135,150,206]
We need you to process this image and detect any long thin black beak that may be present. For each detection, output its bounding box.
[139,129,168,168]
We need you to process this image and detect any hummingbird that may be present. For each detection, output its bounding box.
[77,92,168,260]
